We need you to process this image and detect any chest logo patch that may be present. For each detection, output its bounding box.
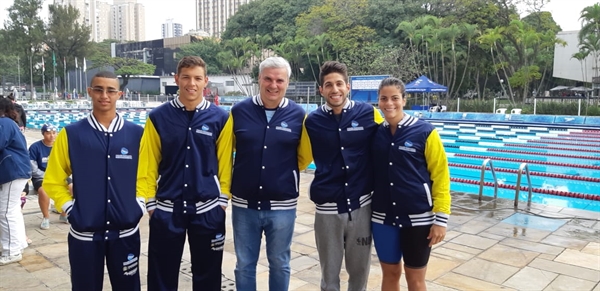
[347,120,364,131]
[398,140,416,153]
[196,124,213,136]
[276,121,292,132]
[116,147,133,159]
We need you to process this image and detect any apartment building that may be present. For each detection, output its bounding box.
[196,0,255,38]
[162,19,183,38]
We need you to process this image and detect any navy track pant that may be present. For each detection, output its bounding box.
[68,230,141,291]
[147,205,226,291]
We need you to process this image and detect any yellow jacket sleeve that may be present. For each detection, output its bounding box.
[373,106,384,124]
[42,129,72,213]
[424,129,451,217]
[297,115,313,171]
[216,114,234,199]
[137,118,162,207]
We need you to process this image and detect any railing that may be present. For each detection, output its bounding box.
[514,163,533,208]
[478,158,498,202]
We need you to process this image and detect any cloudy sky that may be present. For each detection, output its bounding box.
[0,0,597,41]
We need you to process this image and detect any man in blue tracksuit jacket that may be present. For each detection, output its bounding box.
[137,56,234,291]
[44,71,145,291]
[305,61,383,291]
[230,57,312,291]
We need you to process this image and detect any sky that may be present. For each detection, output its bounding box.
[0,0,597,41]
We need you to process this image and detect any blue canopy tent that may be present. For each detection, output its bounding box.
[405,75,447,111]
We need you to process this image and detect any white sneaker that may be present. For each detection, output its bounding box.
[0,254,22,265]
[40,218,50,230]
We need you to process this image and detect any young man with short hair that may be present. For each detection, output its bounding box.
[138,56,233,291]
[44,71,145,290]
[29,124,69,229]
[305,61,383,291]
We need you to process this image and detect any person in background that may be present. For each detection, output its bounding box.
[371,77,451,291]
[7,93,26,131]
[44,71,145,290]
[0,97,31,265]
[29,124,70,230]
[137,56,233,291]
[305,61,383,291]
[229,56,312,291]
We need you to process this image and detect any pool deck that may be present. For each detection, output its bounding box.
[1,130,599,291]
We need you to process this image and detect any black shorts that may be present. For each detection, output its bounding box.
[372,223,432,268]
[33,177,72,192]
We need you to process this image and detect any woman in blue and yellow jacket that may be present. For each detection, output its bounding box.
[371,77,451,291]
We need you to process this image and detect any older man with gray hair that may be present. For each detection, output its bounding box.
[229,57,312,291]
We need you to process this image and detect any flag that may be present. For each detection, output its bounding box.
[42,56,45,72]
[63,57,66,68]
[52,52,57,67]
[83,57,87,72]
[75,57,78,68]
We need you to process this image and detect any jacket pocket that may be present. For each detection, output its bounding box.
[293,170,298,193]
[423,183,433,207]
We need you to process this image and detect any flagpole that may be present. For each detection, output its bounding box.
[74,57,78,96]
[64,57,67,98]
[83,57,88,99]
[42,56,46,99]
[53,52,57,100]
[79,67,83,99]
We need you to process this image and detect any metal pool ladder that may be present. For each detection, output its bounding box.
[478,158,498,202]
[514,163,533,208]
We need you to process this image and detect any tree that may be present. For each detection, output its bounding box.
[340,44,420,81]
[221,0,318,44]
[177,38,224,75]
[579,3,600,42]
[92,56,156,91]
[2,0,45,86]
[45,4,92,90]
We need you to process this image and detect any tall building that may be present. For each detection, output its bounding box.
[196,0,255,38]
[94,1,111,42]
[54,0,95,40]
[110,0,145,42]
[162,19,183,38]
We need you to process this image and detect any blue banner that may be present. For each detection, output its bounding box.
[350,75,390,103]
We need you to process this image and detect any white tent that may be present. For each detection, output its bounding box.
[549,85,570,91]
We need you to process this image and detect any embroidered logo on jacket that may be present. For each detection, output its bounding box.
[116,147,133,159]
[122,253,138,276]
[398,140,416,152]
[347,120,364,131]
[196,124,213,136]
[276,121,292,132]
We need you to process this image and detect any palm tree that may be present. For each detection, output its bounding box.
[456,23,479,98]
[579,3,600,42]
[479,27,513,104]
[395,21,418,68]
[571,50,589,83]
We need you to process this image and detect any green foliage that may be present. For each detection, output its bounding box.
[1,0,45,85]
[339,44,420,81]
[92,56,155,90]
[177,38,224,75]
[45,4,92,90]
[222,0,318,44]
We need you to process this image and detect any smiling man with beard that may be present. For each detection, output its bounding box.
[304,61,383,291]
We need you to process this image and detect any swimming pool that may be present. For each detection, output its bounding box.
[434,121,600,212]
[26,108,600,212]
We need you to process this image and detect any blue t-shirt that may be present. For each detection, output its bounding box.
[29,140,52,172]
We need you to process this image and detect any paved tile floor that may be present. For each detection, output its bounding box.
[1,130,599,290]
